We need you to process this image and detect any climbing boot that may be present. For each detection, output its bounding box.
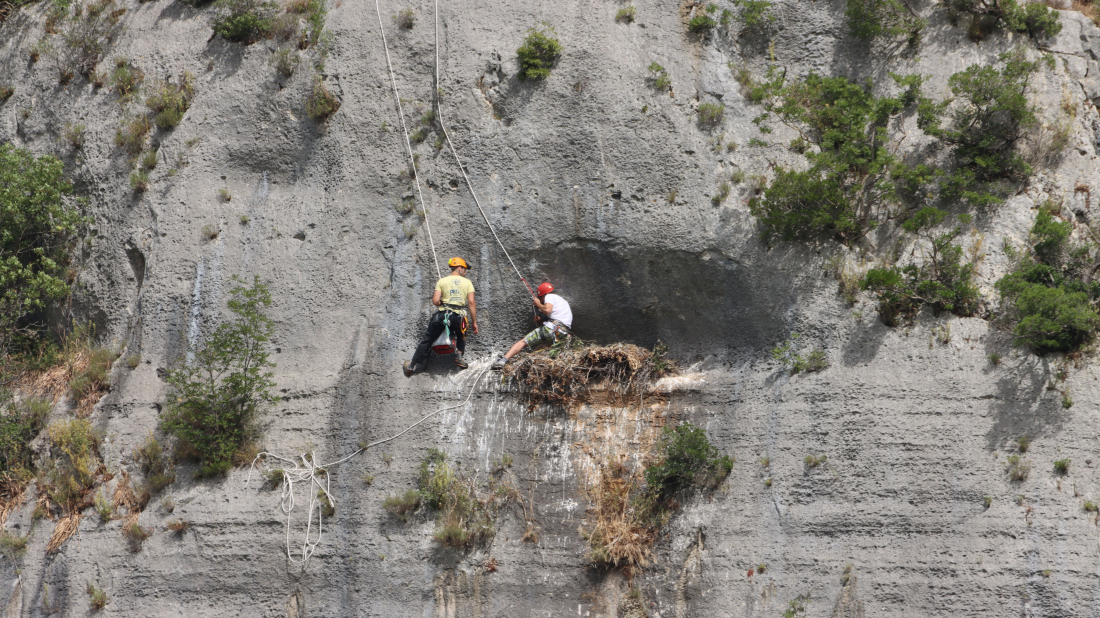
[491,356,508,370]
[402,361,421,377]
[454,352,468,369]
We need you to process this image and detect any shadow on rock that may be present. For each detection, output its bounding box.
[984,355,1069,451]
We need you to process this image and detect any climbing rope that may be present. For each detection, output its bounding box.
[432,0,538,301]
[246,367,490,563]
[375,0,442,280]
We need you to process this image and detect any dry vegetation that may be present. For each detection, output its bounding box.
[503,341,676,407]
[581,458,657,568]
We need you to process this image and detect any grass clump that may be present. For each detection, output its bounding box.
[392,7,414,29]
[124,521,151,552]
[1054,458,1070,474]
[1006,454,1030,481]
[995,209,1100,353]
[56,0,125,78]
[63,123,86,149]
[0,145,85,358]
[114,116,151,157]
[0,86,13,102]
[0,530,28,560]
[166,518,189,533]
[503,341,676,407]
[516,24,561,81]
[86,584,107,610]
[161,276,276,478]
[129,169,150,192]
[846,0,925,42]
[862,208,980,325]
[771,332,829,373]
[306,78,340,120]
[804,454,827,468]
[271,47,299,76]
[582,458,656,568]
[1084,500,1098,512]
[213,0,278,44]
[697,102,724,128]
[616,5,636,23]
[109,57,143,100]
[41,419,101,517]
[382,489,421,523]
[0,398,52,488]
[919,49,1040,207]
[145,72,194,129]
[749,72,925,245]
[417,449,495,549]
[133,433,175,495]
[1017,435,1030,452]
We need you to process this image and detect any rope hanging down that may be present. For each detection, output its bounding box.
[376,0,442,280]
[247,367,490,564]
[432,0,537,301]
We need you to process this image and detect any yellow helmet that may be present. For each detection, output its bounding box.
[448,257,470,269]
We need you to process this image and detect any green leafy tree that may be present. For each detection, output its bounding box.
[748,73,923,244]
[162,276,276,477]
[644,423,732,498]
[516,25,562,81]
[919,49,1039,206]
[996,210,1100,352]
[0,144,84,357]
[845,0,925,42]
[862,208,980,325]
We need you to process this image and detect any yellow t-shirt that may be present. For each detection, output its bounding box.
[435,275,474,315]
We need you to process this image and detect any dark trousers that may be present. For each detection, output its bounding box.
[412,310,465,365]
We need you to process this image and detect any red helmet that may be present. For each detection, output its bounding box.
[536,282,554,296]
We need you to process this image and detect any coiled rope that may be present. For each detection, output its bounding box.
[376,0,441,280]
[247,367,490,563]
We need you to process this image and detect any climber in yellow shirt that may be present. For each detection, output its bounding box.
[404,257,479,376]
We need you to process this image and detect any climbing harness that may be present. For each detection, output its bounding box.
[247,366,491,564]
[376,0,442,280]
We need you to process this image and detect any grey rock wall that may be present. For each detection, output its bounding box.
[2,0,1100,616]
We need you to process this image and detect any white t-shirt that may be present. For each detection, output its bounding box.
[543,293,572,328]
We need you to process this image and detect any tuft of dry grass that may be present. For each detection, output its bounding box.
[46,512,82,553]
[503,342,676,407]
[1074,0,1100,25]
[580,458,656,569]
[0,478,27,527]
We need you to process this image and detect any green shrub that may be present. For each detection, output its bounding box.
[145,72,194,129]
[947,0,1061,40]
[616,5,636,23]
[996,210,1100,352]
[846,0,925,41]
[771,333,829,373]
[689,5,718,32]
[70,346,115,400]
[517,24,562,80]
[271,47,300,76]
[306,79,340,120]
[862,208,979,325]
[63,123,86,149]
[749,72,922,245]
[0,398,51,484]
[734,0,775,31]
[644,423,732,498]
[0,144,84,357]
[1054,458,1070,474]
[1017,435,1030,452]
[133,433,175,494]
[1084,500,1098,512]
[919,49,1039,206]
[213,0,278,44]
[697,102,724,128]
[129,169,150,192]
[648,62,671,92]
[57,0,125,78]
[383,489,421,522]
[0,86,12,102]
[392,7,414,29]
[161,276,276,477]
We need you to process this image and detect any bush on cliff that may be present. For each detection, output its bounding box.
[517,24,561,80]
[162,276,276,477]
[996,209,1100,353]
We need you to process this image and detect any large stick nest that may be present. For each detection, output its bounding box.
[503,340,675,407]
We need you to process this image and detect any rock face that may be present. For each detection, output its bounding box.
[2,0,1100,616]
